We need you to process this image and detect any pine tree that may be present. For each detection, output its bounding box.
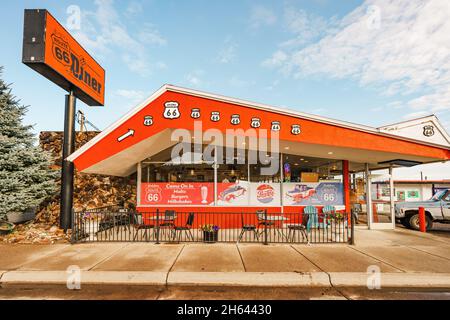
[0,67,58,218]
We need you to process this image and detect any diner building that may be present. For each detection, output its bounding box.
[68,85,450,230]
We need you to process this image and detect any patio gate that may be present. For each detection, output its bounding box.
[71,206,355,244]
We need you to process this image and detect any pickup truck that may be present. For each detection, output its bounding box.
[395,189,450,230]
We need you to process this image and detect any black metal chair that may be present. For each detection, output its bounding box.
[238,213,259,243]
[287,213,310,243]
[351,203,362,223]
[159,210,176,239]
[172,213,195,242]
[256,209,283,239]
[132,213,156,241]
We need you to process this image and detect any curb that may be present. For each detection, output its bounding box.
[0,271,166,287]
[329,272,450,288]
[1,271,450,289]
[167,272,331,287]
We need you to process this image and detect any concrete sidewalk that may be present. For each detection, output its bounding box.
[1,228,450,294]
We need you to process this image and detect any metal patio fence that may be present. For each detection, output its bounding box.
[71,206,355,244]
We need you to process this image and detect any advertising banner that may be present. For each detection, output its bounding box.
[283,182,344,206]
[217,182,250,206]
[140,183,214,206]
[217,182,281,207]
[250,183,281,207]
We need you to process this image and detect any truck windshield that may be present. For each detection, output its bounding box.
[431,190,447,201]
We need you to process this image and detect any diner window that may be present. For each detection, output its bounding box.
[141,144,214,183]
[282,154,342,182]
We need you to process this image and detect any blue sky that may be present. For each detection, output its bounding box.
[1,0,450,179]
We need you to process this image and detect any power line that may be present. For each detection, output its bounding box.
[76,110,100,132]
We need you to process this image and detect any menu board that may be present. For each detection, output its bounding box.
[140,183,214,205]
[283,182,344,206]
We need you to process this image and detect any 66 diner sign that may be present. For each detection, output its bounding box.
[22,9,105,106]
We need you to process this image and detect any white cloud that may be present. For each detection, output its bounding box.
[281,6,335,47]
[228,76,254,88]
[185,70,206,87]
[265,79,280,91]
[217,37,237,64]
[262,50,288,68]
[73,0,166,77]
[249,5,277,28]
[265,0,450,123]
[139,23,168,46]
[115,89,147,102]
[402,110,431,120]
[125,1,143,17]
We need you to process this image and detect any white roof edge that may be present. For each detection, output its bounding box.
[67,84,169,162]
[378,114,435,129]
[67,84,450,163]
[165,85,450,149]
[165,84,378,132]
[378,114,450,146]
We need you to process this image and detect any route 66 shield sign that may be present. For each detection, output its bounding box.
[163,102,180,119]
[250,117,261,128]
[271,121,281,132]
[143,116,153,126]
[230,114,240,125]
[291,124,301,135]
[191,108,201,119]
[423,125,434,137]
[211,111,220,122]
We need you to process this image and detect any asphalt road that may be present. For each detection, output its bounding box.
[1,285,450,300]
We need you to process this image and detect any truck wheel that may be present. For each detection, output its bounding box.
[408,213,433,231]
[400,218,410,228]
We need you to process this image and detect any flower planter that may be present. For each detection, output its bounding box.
[0,221,15,235]
[203,230,218,243]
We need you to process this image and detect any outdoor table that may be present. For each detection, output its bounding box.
[145,215,178,224]
[264,215,289,221]
[143,215,178,242]
[261,215,289,240]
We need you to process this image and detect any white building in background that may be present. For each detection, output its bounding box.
[374,180,450,202]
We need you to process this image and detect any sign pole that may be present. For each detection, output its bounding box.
[60,90,77,231]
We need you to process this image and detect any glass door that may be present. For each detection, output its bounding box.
[368,168,395,229]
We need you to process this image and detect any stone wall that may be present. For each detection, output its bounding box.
[36,131,137,225]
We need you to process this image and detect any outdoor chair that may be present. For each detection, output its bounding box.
[256,209,284,240]
[159,210,176,238]
[321,205,335,229]
[303,205,318,230]
[351,203,362,223]
[172,213,195,242]
[238,212,259,243]
[287,212,310,243]
[132,213,156,241]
